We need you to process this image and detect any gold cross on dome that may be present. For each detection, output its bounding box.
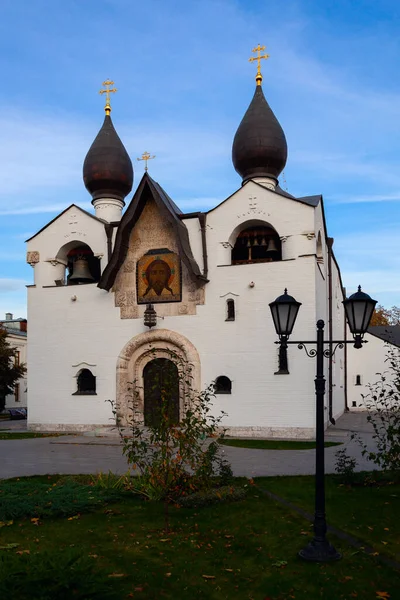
[249,44,269,85]
[99,79,117,115]
[137,151,156,172]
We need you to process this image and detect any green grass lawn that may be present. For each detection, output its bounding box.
[0,475,399,599]
[0,432,69,440]
[256,472,400,562]
[220,439,342,450]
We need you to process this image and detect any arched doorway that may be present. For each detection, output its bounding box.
[143,358,179,427]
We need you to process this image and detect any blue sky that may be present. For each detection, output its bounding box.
[1,0,399,318]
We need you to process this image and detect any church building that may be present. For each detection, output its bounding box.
[26,49,347,438]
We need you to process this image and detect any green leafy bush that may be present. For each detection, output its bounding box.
[0,549,118,600]
[90,471,129,491]
[334,447,357,483]
[0,477,126,520]
[178,485,247,508]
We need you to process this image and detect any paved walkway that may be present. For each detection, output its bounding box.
[0,412,377,480]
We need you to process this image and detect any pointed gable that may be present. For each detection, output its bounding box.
[98,173,204,291]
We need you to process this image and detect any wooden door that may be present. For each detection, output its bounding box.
[143,358,179,427]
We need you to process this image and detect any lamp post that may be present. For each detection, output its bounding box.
[269,286,377,562]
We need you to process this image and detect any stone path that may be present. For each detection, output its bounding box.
[0,412,378,480]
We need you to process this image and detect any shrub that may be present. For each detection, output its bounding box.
[108,348,231,529]
[352,343,400,473]
[334,447,357,483]
[0,549,118,600]
[0,477,125,521]
[90,471,129,491]
[178,485,247,508]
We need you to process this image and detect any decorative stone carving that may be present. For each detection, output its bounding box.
[121,306,139,319]
[178,304,188,314]
[64,232,86,238]
[26,251,40,265]
[116,329,201,426]
[280,236,288,243]
[123,260,135,273]
[303,232,316,240]
[220,241,233,249]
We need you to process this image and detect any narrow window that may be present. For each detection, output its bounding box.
[75,369,96,395]
[14,384,20,403]
[226,299,235,321]
[214,376,232,394]
[355,375,362,386]
[352,401,357,407]
[14,351,20,366]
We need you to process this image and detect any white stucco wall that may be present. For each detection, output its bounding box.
[347,331,398,410]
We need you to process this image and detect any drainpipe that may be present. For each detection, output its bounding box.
[327,237,335,425]
[343,287,349,411]
[105,224,113,262]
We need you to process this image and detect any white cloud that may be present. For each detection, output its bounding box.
[0,279,29,292]
[331,192,400,204]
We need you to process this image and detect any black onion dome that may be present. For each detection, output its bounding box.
[232,85,287,183]
[83,114,133,203]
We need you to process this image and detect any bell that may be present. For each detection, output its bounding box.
[266,238,278,253]
[253,237,259,246]
[246,238,251,247]
[69,256,94,283]
[261,237,267,246]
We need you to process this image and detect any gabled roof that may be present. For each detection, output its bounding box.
[25,204,107,242]
[367,325,400,348]
[98,173,205,291]
[206,179,321,214]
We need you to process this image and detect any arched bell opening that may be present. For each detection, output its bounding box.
[231,224,282,265]
[55,241,101,285]
[67,244,100,285]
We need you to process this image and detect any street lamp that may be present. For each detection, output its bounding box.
[269,286,377,562]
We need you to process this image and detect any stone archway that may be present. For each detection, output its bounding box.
[116,329,201,426]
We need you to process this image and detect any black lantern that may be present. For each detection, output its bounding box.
[343,286,377,348]
[144,304,157,328]
[269,289,302,339]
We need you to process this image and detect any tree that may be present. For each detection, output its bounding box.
[370,305,400,327]
[370,305,390,326]
[0,327,26,412]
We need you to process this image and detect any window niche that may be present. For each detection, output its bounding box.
[226,299,235,321]
[214,376,232,394]
[73,369,97,395]
[231,226,281,265]
[355,374,362,386]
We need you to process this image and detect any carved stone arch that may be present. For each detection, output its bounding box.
[116,329,201,425]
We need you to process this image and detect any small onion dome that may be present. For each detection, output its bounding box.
[83,114,133,203]
[232,85,288,183]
